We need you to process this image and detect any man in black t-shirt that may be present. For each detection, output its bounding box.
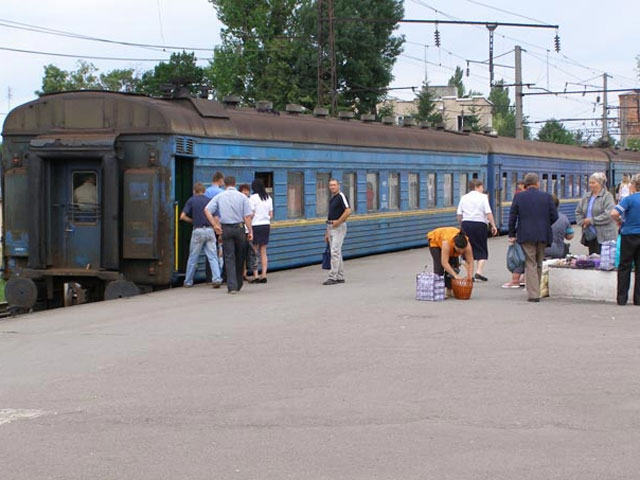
[180,182,222,288]
[323,179,352,285]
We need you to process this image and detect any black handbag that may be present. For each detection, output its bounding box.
[322,244,331,269]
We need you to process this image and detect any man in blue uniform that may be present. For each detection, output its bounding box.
[180,182,222,288]
[205,176,253,294]
[323,178,352,285]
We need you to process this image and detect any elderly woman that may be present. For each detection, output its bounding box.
[575,172,617,254]
[611,174,640,305]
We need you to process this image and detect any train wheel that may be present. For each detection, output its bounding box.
[5,277,38,311]
[104,280,139,301]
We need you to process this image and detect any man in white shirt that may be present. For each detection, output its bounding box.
[456,178,498,281]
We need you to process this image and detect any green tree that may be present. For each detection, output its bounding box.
[488,80,531,139]
[628,137,640,149]
[206,0,404,114]
[377,99,394,118]
[99,68,140,92]
[206,0,304,108]
[36,60,101,95]
[413,82,442,124]
[36,61,141,96]
[448,66,465,98]
[138,51,205,96]
[536,120,576,145]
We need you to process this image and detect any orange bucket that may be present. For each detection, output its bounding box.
[451,278,473,300]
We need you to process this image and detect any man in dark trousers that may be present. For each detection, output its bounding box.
[508,172,558,302]
[204,176,253,294]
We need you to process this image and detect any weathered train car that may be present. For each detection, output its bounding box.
[1,91,490,310]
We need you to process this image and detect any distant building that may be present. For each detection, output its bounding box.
[619,90,640,147]
[378,85,493,131]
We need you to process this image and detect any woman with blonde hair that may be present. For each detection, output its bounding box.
[575,172,617,255]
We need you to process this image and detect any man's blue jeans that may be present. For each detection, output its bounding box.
[185,227,222,285]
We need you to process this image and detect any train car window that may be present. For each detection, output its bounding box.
[255,172,274,197]
[316,173,331,217]
[501,173,507,202]
[542,174,548,192]
[551,174,558,197]
[568,175,573,197]
[472,172,479,179]
[366,173,379,212]
[72,171,99,224]
[342,173,357,213]
[389,173,400,210]
[511,172,518,200]
[575,175,581,197]
[584,175,589,194]
[459,173,468,199]
[408,173,419,209]
[427,173,437,208]
[443,174,453,207]
[287,172,304,218]
[560,175,566,198]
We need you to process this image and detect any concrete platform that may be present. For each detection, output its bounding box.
[1,234,639,480]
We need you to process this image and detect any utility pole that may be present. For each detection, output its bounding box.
[317,0,337,115]
[602,73,609,141]
[515,46,524,140]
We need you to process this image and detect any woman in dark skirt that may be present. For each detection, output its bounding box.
[249,179,274,283]
[456,179,498,281]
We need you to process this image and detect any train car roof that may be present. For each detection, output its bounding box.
[2,91,490,155]
[605,148,640,164]
[471,133,610,162]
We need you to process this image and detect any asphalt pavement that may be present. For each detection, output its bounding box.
[1,234,639,480]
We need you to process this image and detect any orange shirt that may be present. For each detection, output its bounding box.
[427,227,462,257]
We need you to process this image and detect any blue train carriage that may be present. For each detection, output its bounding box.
[479,135,610,229]
[0,90,217,309]
[605,148,640,193]
[1,90,490,309]
[198,103,490,270]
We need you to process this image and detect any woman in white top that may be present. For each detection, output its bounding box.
[456,178,498,281]
[249,179,274,283]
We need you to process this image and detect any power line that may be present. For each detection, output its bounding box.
[462,0,550,25]
[0,17,215,52]
[0,45,172,62]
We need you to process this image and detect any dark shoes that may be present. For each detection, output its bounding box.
[474,274,488,282]
[527,298,540,303]
[250,278,267,284]
[323,279,345,285]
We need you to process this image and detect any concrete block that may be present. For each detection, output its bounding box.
[549,266,616,303]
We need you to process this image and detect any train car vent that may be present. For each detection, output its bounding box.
[382,116,395,125]
[403,117,416,127]
[176,137,195,155]
[361,114,376,122]
[338,111,354,120]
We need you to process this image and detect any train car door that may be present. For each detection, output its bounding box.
[494,165,503,230]
[51,163,101,269]
[174,156,194,272]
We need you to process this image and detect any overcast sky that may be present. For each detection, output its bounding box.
[1,0,638,139]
